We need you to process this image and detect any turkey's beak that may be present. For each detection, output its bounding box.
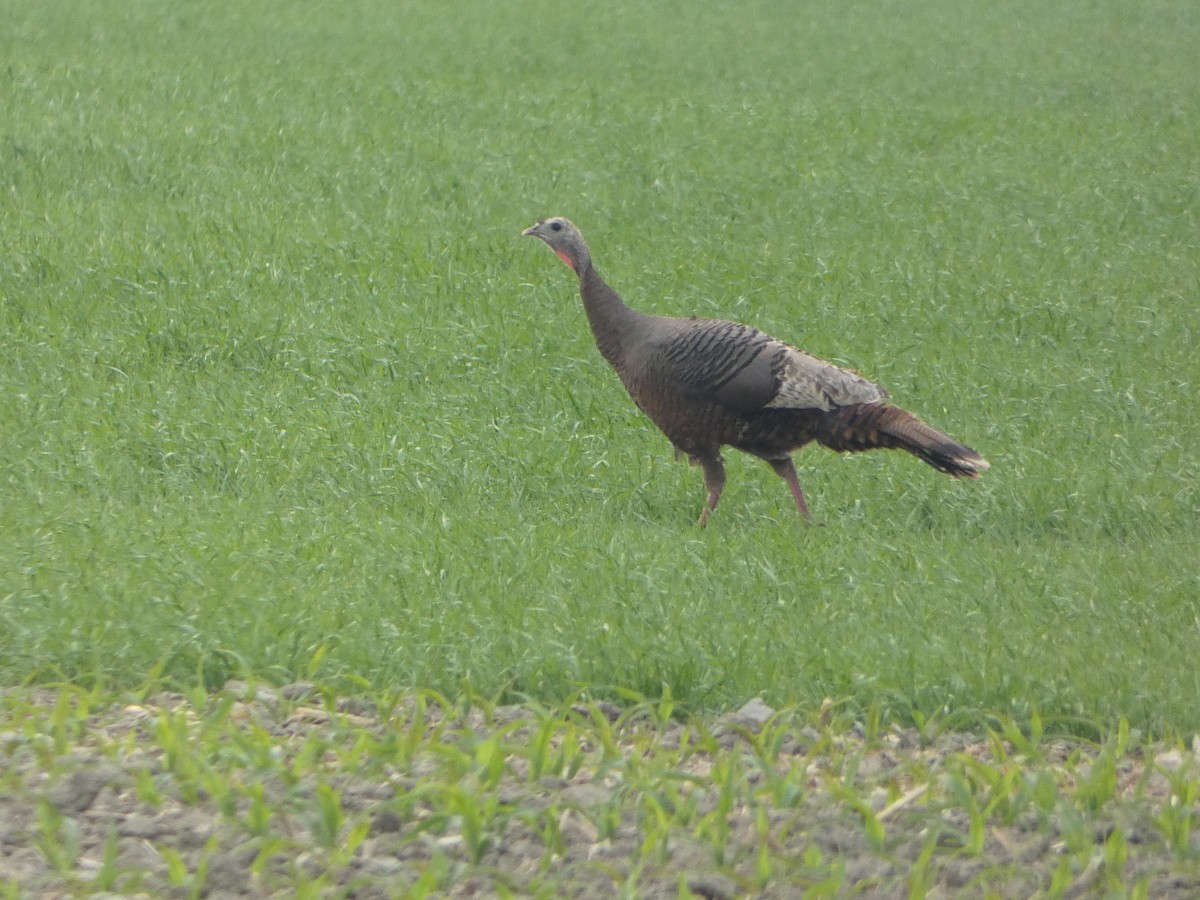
[522,223,541,237]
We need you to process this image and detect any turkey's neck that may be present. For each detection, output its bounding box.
[578,262,645,367]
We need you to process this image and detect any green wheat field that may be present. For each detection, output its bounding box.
[2,0,1198,737]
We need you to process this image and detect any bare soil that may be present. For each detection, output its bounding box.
[2,687,1199,897]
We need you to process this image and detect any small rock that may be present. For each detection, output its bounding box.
[735,697,776,726]
[856,751,897,779]
[284,707,332,727]
[492,704,529,724]
[280,681,318,702]
[229,700,270,723]
[223,680,280,706]
[170,807,217,849]
[715,697,777,737]
[561,781,610,808]
[47,765,123,814]
[336,696,375,717]
[686,872,739,899]
[659,727,683,750]
[798,725,822,744]
[371,808,404,834]
[496,783,530,806]
[118,814,164,840]
[359,854,409,878]
[116,836,162,870]
[569,701,623,723]
[435,833,464,850]
[341,782,394,810]
[205,842,261,894]
[586,839,618,861]
[1156,749,1188,772]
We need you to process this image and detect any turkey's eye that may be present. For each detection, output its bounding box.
[550,221,563,232]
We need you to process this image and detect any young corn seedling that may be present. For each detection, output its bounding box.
[470,729,509,790]
[311,781,346,851]
[576,700,622,759]
[536,803,565,866]
[445,784,499,864]
[406,849,452,899]
[34,798,78,874]
[1047,853,1075,897]
[310,783,370,871]
[991,710,1044,760]
[526,714,558,782]
[159,845,190,889]
[47,688,86,757]
[1030,767,1060,827]
[164,833,220,899]
[655,686,676,729]
[392,693,430,770]
[154,709,205,803]
[751,805,776,891]
[937,769,986,855]
[798,844,845,897]
[1153,773,1197,861]
[693,752,738,865]
[647,773,702,828]
[250,834,288,882]
[636,789,674,865]
[958,755,1027,827]
[91,829,125,893]
[1099,825,1129,892]
[746,721,806,809]
[132,765,163,807]
[828,780,886,851]
[596,793,625,842]
[906,832,939,899]
[1074,750,1118,813]
[242,780,273,837]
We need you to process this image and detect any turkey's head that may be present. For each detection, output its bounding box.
[523,217,590,274]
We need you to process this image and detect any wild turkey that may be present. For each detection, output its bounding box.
[522,217,989,525]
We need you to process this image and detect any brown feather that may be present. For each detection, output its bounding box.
[813,403,990,478]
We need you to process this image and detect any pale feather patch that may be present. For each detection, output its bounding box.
[765,343,888,411]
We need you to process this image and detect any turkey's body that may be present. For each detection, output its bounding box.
[616,316,876,456]
[524,217,989,525]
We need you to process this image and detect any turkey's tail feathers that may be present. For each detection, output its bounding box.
[817,403,990,479]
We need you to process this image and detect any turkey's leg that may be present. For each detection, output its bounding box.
[694,454,726,527]
[768,457,812,521]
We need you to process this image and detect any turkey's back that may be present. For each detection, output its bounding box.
[613,316,850,460]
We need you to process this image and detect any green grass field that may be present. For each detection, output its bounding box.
[2,0,1197,735]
